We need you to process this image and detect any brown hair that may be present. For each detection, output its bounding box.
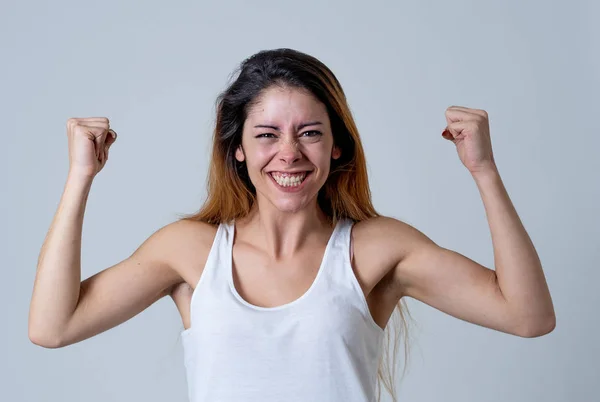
[178,48,413,401]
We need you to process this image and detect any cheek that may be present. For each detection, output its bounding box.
[244,148,273,174]
[310,146,334,168]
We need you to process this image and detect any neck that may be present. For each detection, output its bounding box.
[236,200,332,260]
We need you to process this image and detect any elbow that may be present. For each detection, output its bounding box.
[28,310,68,348]
[28,327,63,349]
[517,314,556,338]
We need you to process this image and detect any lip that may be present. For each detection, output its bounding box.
[268,170,313,174]
[268,171,312,193]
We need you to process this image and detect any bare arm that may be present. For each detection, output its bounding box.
[390,166,555,338]
[59,222,184,348]
[29,170,185,348]
[29,171,93,347]
[29,118,185,348]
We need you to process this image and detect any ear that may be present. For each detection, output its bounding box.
[331,144,341,160]
[235,145,245,162]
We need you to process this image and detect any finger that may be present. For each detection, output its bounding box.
[448,120,471,133]
[442,129,454,141]
[445,107,474,124]
[443,121,471,140]
[442,121,460,137]
[104,130,117,156]
[78,126,102,159]
[80,121,109,130]
[446,106,487,119]
[71,117,110,123]
[92,128,109,159]
[72,120,110,139]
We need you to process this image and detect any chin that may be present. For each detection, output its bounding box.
[270,197,312,214]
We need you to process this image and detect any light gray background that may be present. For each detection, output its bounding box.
[2,0,598,401]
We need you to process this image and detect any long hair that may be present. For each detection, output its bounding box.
[178,48,413,402]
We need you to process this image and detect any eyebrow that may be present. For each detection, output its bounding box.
[253,121,323,131]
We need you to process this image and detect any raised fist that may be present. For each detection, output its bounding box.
[66,117,117,178]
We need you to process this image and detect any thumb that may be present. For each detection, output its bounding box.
[447,121,471,137]
[105,129,117,148]
[102,129,117,162]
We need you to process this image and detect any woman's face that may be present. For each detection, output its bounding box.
[236,86,341,214]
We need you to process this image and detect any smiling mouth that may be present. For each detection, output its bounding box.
[268,171,312,188]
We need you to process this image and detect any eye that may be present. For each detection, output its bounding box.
[301,130,322,137]
[256,133,276,138]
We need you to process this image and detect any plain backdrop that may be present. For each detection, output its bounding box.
[2,0,598,401]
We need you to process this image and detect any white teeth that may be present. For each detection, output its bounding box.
[271,172,308,187]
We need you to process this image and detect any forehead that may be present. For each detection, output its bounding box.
[245,86,329,126]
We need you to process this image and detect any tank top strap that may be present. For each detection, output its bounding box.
[214,220,235,283]
[330,218,355,263]
[201,221,230,282]
[314,218,351,283]
[324,218,384,335]
[185,221,231,332]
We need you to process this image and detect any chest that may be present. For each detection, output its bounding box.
[231,241,330,309]
[173,219,404,334]
[230,231,400,329]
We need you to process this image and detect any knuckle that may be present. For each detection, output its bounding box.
[66,118,78,128]
[73,125,87,135]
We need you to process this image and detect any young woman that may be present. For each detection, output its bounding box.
[29,48,555,402]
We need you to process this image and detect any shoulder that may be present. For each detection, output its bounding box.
[351,215,434,278]
[154,219,219,294]
[351,215,426,252]
[156,219,218,252]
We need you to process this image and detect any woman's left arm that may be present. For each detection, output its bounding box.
[393,106,555,338]
[470,163,556,336]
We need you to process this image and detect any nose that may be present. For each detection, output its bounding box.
[278,137,302,164]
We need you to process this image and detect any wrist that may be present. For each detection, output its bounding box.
[470,161,499,180]
[66,169,95,188]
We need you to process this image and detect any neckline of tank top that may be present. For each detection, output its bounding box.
[226,218,348,312]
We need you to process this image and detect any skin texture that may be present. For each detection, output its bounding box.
[172,91,555,338]
[236,86,341,216]
[30,89,555,349]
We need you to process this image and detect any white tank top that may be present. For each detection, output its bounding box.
[180,218,385,401]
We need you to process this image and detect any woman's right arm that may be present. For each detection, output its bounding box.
[28,118,184,348]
